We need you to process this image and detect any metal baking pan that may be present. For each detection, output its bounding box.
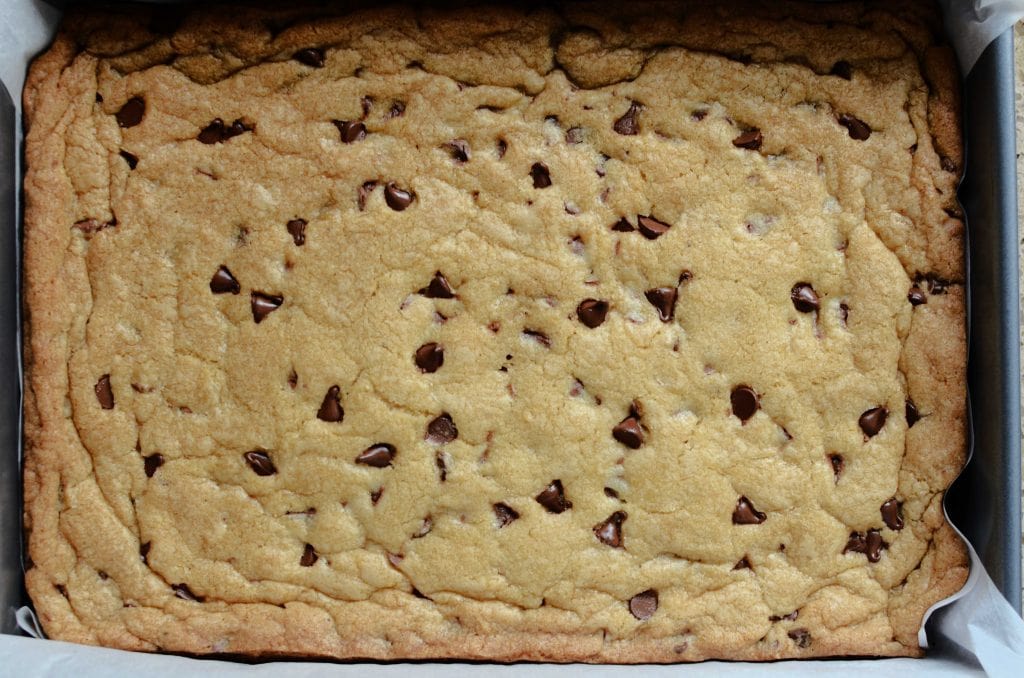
[0,0,1019,650]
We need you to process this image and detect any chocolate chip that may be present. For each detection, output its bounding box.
[645,287,677,321]
[839,303,850,325]
[415,342,444,372]
[830,60,853,79]
[384,182,414,210]
[426,413,458,444]
[300,543,319,566]
[733,556,752,570]
[198,118,251,144]
[370,487,384,504]
[941,156,958,173]
[419,272,455,299]
[566,127,584,144]
[859,407,887,437]
[436,452,448,481]
[496,138,508,158]
[294,48,325,68]
[243,450,277,476]
[906,400,920,427]
[172,583,203,602]
[730,385,759,422]
[577,299,610,328]
[925,277,948,295]
[791,283,819,312]
[356,443,396,468]
[116,97,145,128]
[523,329,551,348]
[535,479,572,513]
[881,498,904,530]
[613,410,644,449]
[287,219,307,246]
[770,610,799,622]
[493,502,519,527]
[604,487,620,499]
[119,150,139,169]
[732,129,762,150]
[530,162,552,188]
[788,629,812,649]
[845,529,885,562]
[593,511,627,547]
[251,292,283,323]
[637,215,671,240]
[628,589,658,620]
[361,96,373,117]
[356,181,377,211]
[613,102,642,135]
[906,286,927,305]
[209,266,240,294]
[386,101,406,119]
[334,120,366,143]
[317,385,344,422]
[140,541,151,564]
[95,374,114,409]
[143,453,164,478]
[829,453,844,481]
[445,139,470,163]
[732,496,767,524]
[838,114,871,140]
[611,217,635,232]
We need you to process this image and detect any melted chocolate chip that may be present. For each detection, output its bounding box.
[198,118,252,144]
[384,182,414,210]
[436,452,448,481]
[645,287,677,321]
[445,139,470,163]
[356,443,396,468]
[830,60,853,79]
[358,181,377,210]
[172,583,203,602]
[243,450,277,476]
[317,385,344,422]
[300,543,319,566]
[119,150,139,169]
[881,498,904,530]
[140,541,151,564]
[732,496,767,525]
[838,114,871,140]
[791,283,819,312]
[604,487,620,499]
[294,48,325,68]
[334,120,367,143]
[143,453,164,478]
[420,272,455,298]
[770,610,799,622]
[496,138,508,158]
[730,385,759,422]
[925,277,949,295]
[535,479,572,513]
[287,219,307,246]
[733,556,752,570]
[845,529,885,562]
[906,400,920,427]
[839,303,850,325]
[493,502,519,527]
[116,97,145,128]
[941,156,958,173]
[612,413,644,449]
[210,266,240,294]
[523,329,551,348]
[251,292,283,323]
[629,589,658,620]
[593,511,627,547]
[908,286,927,305]
[415,342,444,372]
[426,413,458,444]
[577,299,609,328]
[386,101,406,119]
[829,453,844,481]
[613,102,642,135]
[788,629,812,649]
[95,374,114,409]
[859,407,888,437]
[732,129,762,150]
[637,215,672,240]
[565,127,584,144]
[611,217,634,232]
[370,487,384,504]
[530,162,552,189]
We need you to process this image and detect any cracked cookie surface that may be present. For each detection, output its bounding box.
[22,0,967,662]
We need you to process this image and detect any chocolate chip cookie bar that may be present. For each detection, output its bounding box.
[22,1,968,661]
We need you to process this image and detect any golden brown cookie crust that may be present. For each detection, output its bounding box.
[23,1,967,662]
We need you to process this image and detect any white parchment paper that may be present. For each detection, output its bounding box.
[2,0,1023,675]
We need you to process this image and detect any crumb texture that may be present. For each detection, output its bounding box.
[22,0,967,662]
